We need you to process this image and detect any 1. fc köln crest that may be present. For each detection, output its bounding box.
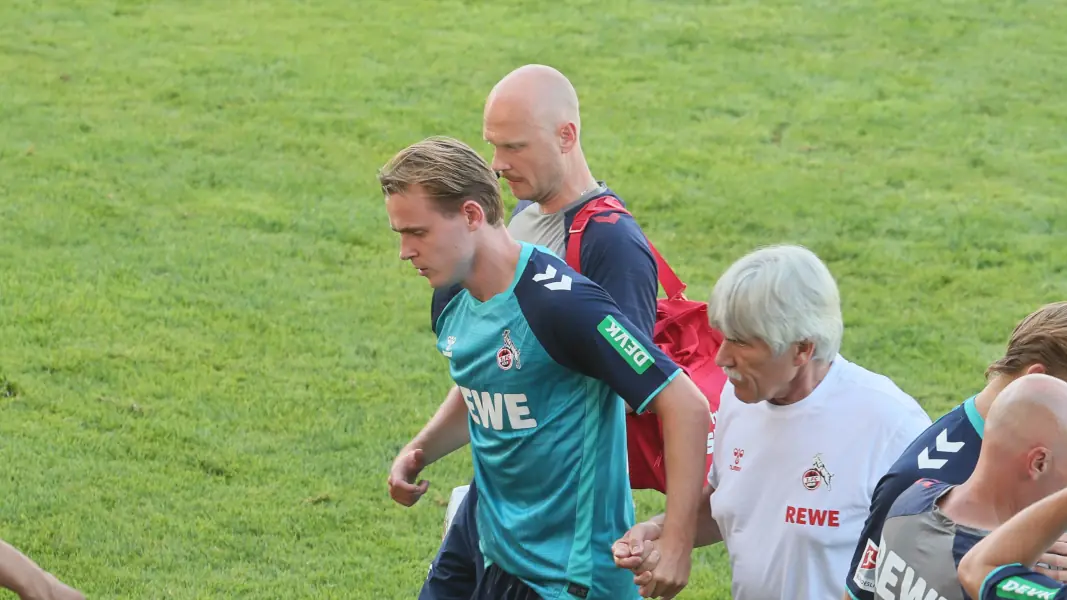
[802,453,834,491]
[496,329,522,371]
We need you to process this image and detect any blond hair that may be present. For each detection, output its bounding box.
[378,136,504,225]
[987,302,1067,380]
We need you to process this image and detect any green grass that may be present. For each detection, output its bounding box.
[1,0,1065,598]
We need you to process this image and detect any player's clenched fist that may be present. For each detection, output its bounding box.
[613,521,662,572]
[637,535,691,599]
[613,520,693,599]
[387,448,429,507]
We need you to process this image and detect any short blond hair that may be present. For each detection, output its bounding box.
[987,302,1067,380]
[378,136,504,226]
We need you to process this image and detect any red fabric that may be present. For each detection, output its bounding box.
[566,197,727,493]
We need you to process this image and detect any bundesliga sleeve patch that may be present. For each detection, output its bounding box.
[597,315,655,374]
[995,576,1059,599]
[852,538,878,592]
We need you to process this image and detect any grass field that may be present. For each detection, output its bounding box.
[1,0,1066,598]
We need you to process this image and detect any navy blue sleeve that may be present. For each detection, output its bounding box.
[576,213,659,338]
[952,528,984,575]
[431,284,462,335]
[980,564,1067,599]
[515,254,681,414]
[846,467,925,599]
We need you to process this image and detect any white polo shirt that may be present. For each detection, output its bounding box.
[708,354,932,600]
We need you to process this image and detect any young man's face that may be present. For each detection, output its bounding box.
[386,185,475,289]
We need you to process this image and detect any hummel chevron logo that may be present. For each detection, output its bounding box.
[532,265,572,291]
[917,429,965,470]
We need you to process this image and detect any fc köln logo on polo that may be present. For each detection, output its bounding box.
[496,329,522,371]
[802,453,834,491]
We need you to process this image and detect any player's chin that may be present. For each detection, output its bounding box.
[505,179,531,198]
[733,386,761,404]
[425,270,457,289]
[418,269,439,286]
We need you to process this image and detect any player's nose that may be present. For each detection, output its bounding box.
[398,238,417,261]
[715,343,734,368]
[490,152,509,174]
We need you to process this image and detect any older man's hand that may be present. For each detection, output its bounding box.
[1036,533,1067,582]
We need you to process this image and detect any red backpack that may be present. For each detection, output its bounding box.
[566,196,727,493]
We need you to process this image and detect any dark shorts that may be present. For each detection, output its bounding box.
[472,564,542,600]
[418,479,485,600]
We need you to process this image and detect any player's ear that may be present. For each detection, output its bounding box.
[1026,363,1048,375]
[1030,447,1051,479]
[461,199,485,230]
[794,340,815,366]
[559,122,578,153]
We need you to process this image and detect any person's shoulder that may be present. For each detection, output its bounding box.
[834,356,917,405]
[886,477,954,520]
[877,400,980,485]
[834,356,930,421]
[574,191,650,243]
[513,244,606,309]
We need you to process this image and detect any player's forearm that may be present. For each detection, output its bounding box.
[655,376,711,547]
[0,540,53,600]
[692,484,721,547]
[650,376,713,549]
[960,486,1067,595]
[405,385,470,465]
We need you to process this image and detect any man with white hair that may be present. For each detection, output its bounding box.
[613,244,932,599]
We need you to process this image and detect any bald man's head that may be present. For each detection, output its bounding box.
[982,373,1067,499]
[482,64,589,205]
[485,64,581,133]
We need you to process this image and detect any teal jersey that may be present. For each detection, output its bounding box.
[432,242,682,600]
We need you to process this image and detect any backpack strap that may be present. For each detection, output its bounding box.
[566,196,688,300]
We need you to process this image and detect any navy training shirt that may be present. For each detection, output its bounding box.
[847,395,986,599]
[874,479,989,599]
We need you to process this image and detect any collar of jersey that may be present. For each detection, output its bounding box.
[962,394,985,439]
[931,480,992,537]
[553,181,609,216]
[465,241,535,310]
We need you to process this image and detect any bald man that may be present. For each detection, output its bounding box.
[481,63,661,334]
[871,374,1067,599]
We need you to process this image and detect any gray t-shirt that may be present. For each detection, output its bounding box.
[507,184,607,256]
[874,480,988,600]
